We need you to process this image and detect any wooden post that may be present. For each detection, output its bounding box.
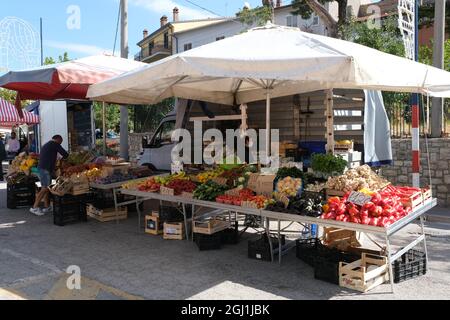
[102,102,107,156]
[325,89,334,154]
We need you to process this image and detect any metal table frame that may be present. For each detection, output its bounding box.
[120,188,436,293]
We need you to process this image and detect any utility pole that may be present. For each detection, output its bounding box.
[40,18,43,66]
[120,0,129,160]
[431,0,446,138]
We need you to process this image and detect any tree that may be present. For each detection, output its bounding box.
[291,0,348,37]
[237,4,273,26]
[44,52,70,65]
[0,88,17,104]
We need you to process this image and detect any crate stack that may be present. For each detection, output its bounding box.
[248,234,286,261]
[193,216,236,250]
[52,193,89,226]
[7,180,37,209]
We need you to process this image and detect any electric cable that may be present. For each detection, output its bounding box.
[113,2,121,56]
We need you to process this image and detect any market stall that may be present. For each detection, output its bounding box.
[84,23,450,293]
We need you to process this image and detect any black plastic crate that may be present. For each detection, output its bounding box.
[194,233,222,251]
[220,221,239,245]
[7,195,35,209]
[52,194,88,226]
[314,252,360,285]
[6,181,36,209]
[248,234,286,262]
[159,205,185,223]
[393,249,427,283]
[296,238,323,266]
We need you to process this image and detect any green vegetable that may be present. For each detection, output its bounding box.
[193,181,229,201]
[276,167,304,180]
[311,153,347,175]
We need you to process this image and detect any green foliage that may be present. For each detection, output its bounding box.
[236,5,273,26]
[311,153,347,175]
[44,52,70,65]
[340,17,405,57]
[291,0,348,25]
[0,88,17,104]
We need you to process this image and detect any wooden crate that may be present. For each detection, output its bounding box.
[163,222,185,240]
[193,218,231,235]
[401,188,432,209]
[323,227,361,251]
[71,182,90,196]
[339,253,389,292]
[145,215,163,235]
[212,177,228,186]
[86,204,128,222]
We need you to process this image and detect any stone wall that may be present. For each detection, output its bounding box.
[381,138,450,207]
[129,133,153,164]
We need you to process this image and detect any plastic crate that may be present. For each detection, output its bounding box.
[6,182,36,209]
[314,251,360,285]
[194,233,222,251]
[52,194,88,226]
[393,249,427,284]
[159,205,185,223]
[248,234,286,262]
[220,221,239,245]
[296,238,324,266]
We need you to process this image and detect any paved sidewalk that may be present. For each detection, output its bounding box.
[1,204,450,300]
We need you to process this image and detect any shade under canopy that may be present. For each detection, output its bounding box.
[87,23,450,105]
[0,55,146,100]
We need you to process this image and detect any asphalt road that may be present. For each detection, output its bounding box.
[1,198,450,300]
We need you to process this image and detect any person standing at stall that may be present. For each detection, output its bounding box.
[0,135,6,181]
[7,132,20,158]
[30,135,69,216]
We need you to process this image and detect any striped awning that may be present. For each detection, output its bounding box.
[0,98,39,126]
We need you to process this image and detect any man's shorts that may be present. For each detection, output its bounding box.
[38,169,52,188]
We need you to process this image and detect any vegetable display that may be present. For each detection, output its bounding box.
[276,176,302,197]
[137,177,161,192]
[276,167,304,180]
[325,165,389,192]
[266,193,323,217]
[216,188,255,206]
[165,179,197,195]
[321,191,412,227]
[311,153,347,175]
[193,181,229,201]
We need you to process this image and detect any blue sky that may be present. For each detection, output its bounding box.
[0,0,262,72]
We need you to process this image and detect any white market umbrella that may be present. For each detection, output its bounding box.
[87,23,450,155]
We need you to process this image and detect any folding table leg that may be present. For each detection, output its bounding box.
[419,215,429,272]
[136,196,142,233]
[113,188,119,225]
[278,219,282,265]
[182,203,189,240]
[385,234,395,293]
[266,217,274,263]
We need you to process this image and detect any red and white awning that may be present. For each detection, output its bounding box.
[0,98,39,126]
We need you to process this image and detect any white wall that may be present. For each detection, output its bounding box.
[274,5,327,35]
[174,20,248,54]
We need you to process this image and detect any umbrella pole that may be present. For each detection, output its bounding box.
[265,90,271,164]
[102,102,107,156]
[325,89,335,154]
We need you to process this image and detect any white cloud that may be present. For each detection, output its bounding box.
[46,40,113,56]
[128,0,218,20]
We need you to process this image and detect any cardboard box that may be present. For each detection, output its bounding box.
[248,173,276,196]
[145,215,163,235]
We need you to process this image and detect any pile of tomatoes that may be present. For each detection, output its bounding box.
[216,188,255,206]
[166,179,197,195]
[321,191,412,228]
[138,177,161,192]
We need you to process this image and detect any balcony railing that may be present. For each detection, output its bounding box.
[135,42,171,62]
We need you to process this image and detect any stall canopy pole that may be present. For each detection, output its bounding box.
[325,89,335,154]
[102,102,107,156]
[412,95,420,187]
[265,89,271,161]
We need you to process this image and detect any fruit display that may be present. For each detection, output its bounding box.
[276,176,302,197]
[137,177,161,192]
[193,181,229,201]
[325,165,390,192]
[154,172,189,186]
[8,153,39,176]
[242,195,274,209]
[165,179,197,195]
[382,185,427,204]
[94,172,136,185]
[321,191,412,227]
[196,169,224,183]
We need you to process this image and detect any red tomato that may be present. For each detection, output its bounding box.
[361,217,370,225]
